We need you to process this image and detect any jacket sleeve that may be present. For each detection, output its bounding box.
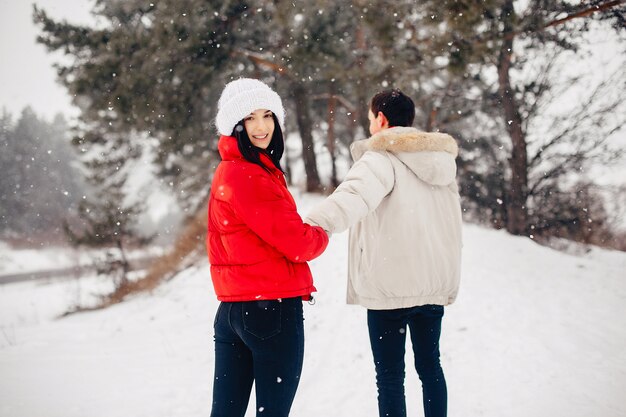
[231,172,329,263]
[305,151,395,233]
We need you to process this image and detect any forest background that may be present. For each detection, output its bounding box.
[1,0,625,303]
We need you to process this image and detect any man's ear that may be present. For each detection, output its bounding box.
[377,111,390,129]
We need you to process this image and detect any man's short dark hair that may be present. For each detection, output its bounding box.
[370,89,415,127]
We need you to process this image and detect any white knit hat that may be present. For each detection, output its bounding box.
[215,78,285,136]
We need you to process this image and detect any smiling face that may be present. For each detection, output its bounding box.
[244,109,275,149]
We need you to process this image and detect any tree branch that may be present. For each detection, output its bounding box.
[310,94,357,113]
[528,67,623,170]
[521,54,559,132]
[543,0,625,30]
[475,0,626,44]
[232,49,290,76]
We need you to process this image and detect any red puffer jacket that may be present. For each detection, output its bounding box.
[207,135,329,302]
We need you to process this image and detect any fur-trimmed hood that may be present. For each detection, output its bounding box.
[350,127,459,186]
[305,125,463,309]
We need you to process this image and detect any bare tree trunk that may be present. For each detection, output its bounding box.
[426,104,438,132]
[328,86,339,188]
[498,0,529,236]
[291,81,322,192]
[116,238,130,286]
[355,23,370,137]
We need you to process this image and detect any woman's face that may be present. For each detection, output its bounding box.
[244,109,275,149]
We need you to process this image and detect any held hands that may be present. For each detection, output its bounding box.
[305,218,332,239]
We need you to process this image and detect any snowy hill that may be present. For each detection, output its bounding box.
[1,192,625,417]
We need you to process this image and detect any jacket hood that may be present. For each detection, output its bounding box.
[217,134,284,179]
[218,135,243,161]
[350,127,459,186]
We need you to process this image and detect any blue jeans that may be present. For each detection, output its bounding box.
[210,297,304,417]
[367,305,447,417]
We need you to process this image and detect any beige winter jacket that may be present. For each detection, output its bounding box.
[306,127,462,310]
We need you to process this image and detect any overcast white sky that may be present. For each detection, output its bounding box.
[0,0,95,120]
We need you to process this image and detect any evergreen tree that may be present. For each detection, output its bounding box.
[0,108,84,243]
[33,0,625,245]
[0,110,16,235]
[64,173,150,288]
[34,0,358,196]
[34,0,245,209]
[415,0,625,235]
[349,0,625,239]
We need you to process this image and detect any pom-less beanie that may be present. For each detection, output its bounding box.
[215,78,285,136]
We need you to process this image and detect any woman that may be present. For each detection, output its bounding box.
[207,78,329,417]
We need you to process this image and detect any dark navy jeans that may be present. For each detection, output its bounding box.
[210,297,304,417]
[367,305,447,417]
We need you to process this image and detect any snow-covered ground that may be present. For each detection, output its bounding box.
[0,242,90,275]
[0,243,165,276]
[1,192,625,417]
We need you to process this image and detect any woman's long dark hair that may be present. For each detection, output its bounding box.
[232,114,285,173]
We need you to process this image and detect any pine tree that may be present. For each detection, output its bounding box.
[0,108,85,243]
[0,110,16,235]
[33,0,356,196]
[33,0,625,244]
[34,0,246,209]
[415,0,626,235]
[64,173,151,288]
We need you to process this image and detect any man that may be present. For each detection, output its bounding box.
[306,89,462,417]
